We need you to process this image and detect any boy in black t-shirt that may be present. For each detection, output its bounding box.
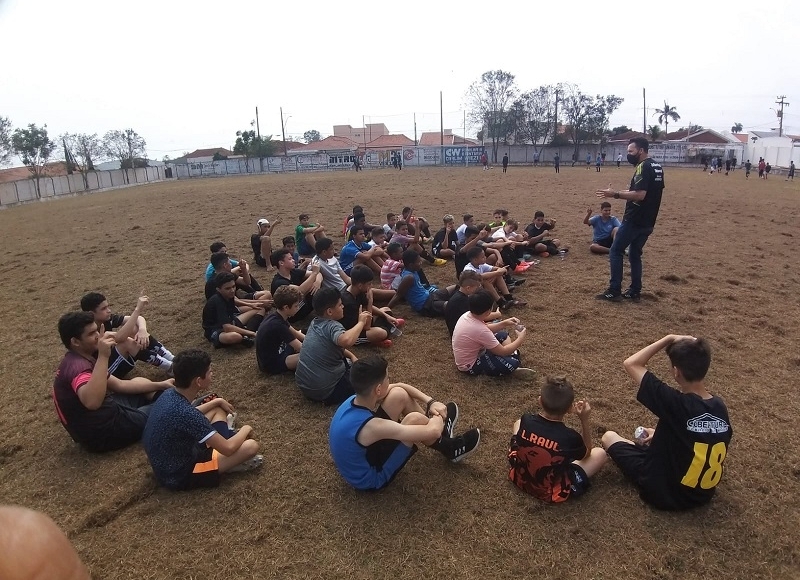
[444,271,482,336]
[340,265,404,347]
[431,214,459,260]
[524,211,563,257]
[270,248,322,323]
[251,217,280,269]
[255,286,305,374]
[602,335,733,511]
[508,376,607,503]
[202,273,265,348]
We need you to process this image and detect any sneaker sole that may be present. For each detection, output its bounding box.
[513,367,537,380]
[451,430,480,463]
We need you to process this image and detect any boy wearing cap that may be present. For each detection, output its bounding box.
[251,218,280,269]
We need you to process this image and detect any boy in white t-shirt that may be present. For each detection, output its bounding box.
[463,246,525,310]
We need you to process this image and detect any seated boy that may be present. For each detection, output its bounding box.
[205,241,239,281]
[311,237,350,292]
[270,248,322,323]
[386,250,457,317]
[444,270,483,336]
[53,311,173,453]
[294,287,370,405]
[255,286,305,374]
[508,376,607,503]
[251,218,280,269]
[329,354,481,490]
[367,227,388,249]
[142,349,262,490]
[525,211,564,257]
[455,226,503,278]
[339,226,385,275]
[601,335,733,511]
[584,202,621,254]
[81,292,174,376]
[391,220,446,266]
[202,273,266,348]
[295,213,326,257]
[463,246,525,310]
[341,265,403,347]
[456,214,475,244]
[451,291,534,378]
[379,242,404,290]
[382,212,398,239]
[431,214,459,260]
[282,236,310,270]
[204,252,271,305]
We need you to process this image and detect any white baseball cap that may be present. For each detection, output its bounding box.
[257,218,270,227]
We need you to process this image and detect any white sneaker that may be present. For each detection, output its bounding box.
[513,367,537,380]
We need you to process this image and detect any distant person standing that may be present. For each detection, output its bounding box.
[481,152,489,170]
[571,152,577,167]
[724,158,731,175]
[595,154,602,172]
[502,153,509,173]
[765,162,771,179]
[553,153,560,174]
[586,152,592,169]
[595,137,664,302]
[616,153,622,168]
[392,154,398,170]
[744,159,752,179]
[731,157,737,172]
[787,160,795,181]
[758,158,765,178]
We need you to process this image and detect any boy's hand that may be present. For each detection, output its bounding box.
[136,295,149,311]
[670,334,697,343]
[574,400,591,419]
[428,401,447,418]
[217,398,234,413]
[503,317,520,329]
[427,414,444,435]
[358,309,372,326]
[586,208,593,216]
[135,327,150,349]
[273,217,282,225]
[97,332,116,358]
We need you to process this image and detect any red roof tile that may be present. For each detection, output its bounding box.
[0,162,69,184]
[185,147,233,158]
[365,134,415,148]
[288,136,358,152]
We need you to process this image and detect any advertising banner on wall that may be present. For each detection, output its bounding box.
[444,146,485,165]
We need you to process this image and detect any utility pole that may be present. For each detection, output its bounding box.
[440,91,444,147]
[280,106,287,156]
[414,112,417,145]
[255,106,263,171]
[553,87,559,138]
[642,88,646,134]
[776,95,790,137]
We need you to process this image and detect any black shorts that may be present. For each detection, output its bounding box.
[82,393,151,452]
[255,255,267,268]
[321,366,354,406]
[260,344,296,374]
[108,346,136,379]
[566,464,591,498]
[606,441,647,484]
[178,447,221,490]
[361,406,417,490]
[420,287,452,317]
[595,235,614,249]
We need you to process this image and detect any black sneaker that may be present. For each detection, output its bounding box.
[441,428,481,463]
[595,289,622,302]
[622,289,641,303]
[442,402,459,439]
[241,336,255,347]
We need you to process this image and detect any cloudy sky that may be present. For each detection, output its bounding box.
[1,0,798,160]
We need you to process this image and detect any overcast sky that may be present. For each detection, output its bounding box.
[2,0,798,160]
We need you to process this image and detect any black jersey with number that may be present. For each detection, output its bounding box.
[508,413,587,503]
[624,158,664,227]
[636,371,733,510]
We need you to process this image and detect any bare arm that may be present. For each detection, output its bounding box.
[357,415,443,447]
[584,209,593,225]
[596,187,646,201]
[76,334,114,410]
[574,401,594,458]
[107,375,173,395]
[297,264,321,294]
[623,334,680,385]
[206,425,254,456]
[387,275,414,308]
[337,310,371,348]
[113,296,147,345]
[488,327,526,356]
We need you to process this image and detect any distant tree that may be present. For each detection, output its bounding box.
[103,129,146,183]
[212,151,227,161]
[731,122,743,134]
[162,155,171,163]
[610,125,631,136]
[647,125,662,141]
[61,132,103,189]
[0,116,12,167]
[467,69,519,162]
[561,84,623,158]
[11,124,56,198]
[234,130,276,170]
[654,102,681,138]
[120,158,149,169]
[303,129,321,143]
[511,84,560,153]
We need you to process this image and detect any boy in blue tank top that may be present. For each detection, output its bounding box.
[329,355,481,490]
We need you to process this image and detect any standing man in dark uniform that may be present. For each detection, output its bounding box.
[553,153,560,173]
[595,137,664,302]
[502,153,509,173]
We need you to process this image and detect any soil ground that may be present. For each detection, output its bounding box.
[0,164,798,580]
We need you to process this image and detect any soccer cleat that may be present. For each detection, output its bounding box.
[442,429,481,463]
[622,289,641,303]
[442,402,459,439]
[433,258,448,267]
[595,290,623,302]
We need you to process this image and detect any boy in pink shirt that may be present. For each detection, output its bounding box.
[380,243,404,290]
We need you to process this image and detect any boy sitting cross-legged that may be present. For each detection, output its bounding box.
[142,349,262,491]
[463,246,526,310]
[508,376,607,503]
[328,354,481,491]
[255,285,305,374]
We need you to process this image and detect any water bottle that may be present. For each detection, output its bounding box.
[634,426,648,445]
[558,249,566,261]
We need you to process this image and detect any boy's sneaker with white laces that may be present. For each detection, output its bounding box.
[442,402,459,439]
[229,454,263,473]
[440,428,481,463]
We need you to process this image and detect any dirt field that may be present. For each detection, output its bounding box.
[0,164,798,580]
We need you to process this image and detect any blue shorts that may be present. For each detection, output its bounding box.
[468,331,521,376]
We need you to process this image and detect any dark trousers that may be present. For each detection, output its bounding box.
[608,222,653,294]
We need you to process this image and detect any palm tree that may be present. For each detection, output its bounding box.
[647,125,662,141]
[731,122,743,133]
[654,101,681,139]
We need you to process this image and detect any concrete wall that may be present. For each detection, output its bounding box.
[0,166,166,207]
[744,136,800,168]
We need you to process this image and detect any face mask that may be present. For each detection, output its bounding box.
[627,154,639,165]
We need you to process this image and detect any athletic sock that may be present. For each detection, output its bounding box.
[503,294,513,301]
[146,352,173,372]
[154,342,174,361]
